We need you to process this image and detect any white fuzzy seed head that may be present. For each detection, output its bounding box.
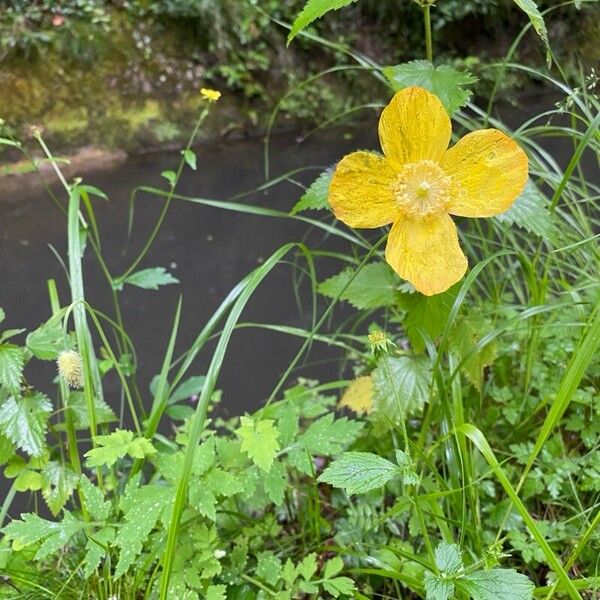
[57,350,84,389]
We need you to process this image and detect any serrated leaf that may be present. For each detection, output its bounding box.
[262,460,287,505]
[434,542,463,575]
[0,393,52,456]
[288,0,358,43]
[42,462,79,516]
[206,585,227,600]
[298,553,318,580]
[424,571,454,600]
[323,577,355,598]
[372,355,431,420]
[318,451,401,495]
[383,60,477,115]
[121,267,179,291]
[65,391,117,430]
[318,263,398,310]
[288,414,363,474]
[291,168,332,214]
[324,556,343,578]
[256,551,282,585]
[83,527,114,578]
[80,475,111,521]
[190,487,217,520]
[0,344,24,393]
[235,416,280,472]
[2,511,85,560]
[395,449,420,485]
[26,319,64,360]
[114,485,172,578]
[0,434,15,465]
[460,568,534,600]
[84,429,156,468]
[495,180,555,239]
[338,375,374,414]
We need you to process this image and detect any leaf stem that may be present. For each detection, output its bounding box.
[423,3,433,62]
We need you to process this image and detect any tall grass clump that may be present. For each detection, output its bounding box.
[0,0,598,599]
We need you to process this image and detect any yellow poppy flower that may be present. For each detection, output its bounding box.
[329,86,528,296]
[200,88,221,102]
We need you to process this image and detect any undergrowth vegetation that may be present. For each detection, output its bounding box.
[0,0,599,599]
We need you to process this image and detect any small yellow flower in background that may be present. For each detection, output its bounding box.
[200,88,221,102]
[57,350,83,389]
[329,86,529,296]
[339,375,374,414]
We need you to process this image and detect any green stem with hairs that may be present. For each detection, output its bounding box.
[423,3,433,62]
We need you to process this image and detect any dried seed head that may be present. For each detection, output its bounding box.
[57,350,84,389]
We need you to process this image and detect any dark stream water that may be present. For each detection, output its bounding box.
[0,126,378,421]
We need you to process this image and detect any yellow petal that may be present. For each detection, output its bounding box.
[385,213,467,296]
[338,376,374,414]
[378,87,452,170]
[329,151,400,228]
[442,129,528,217]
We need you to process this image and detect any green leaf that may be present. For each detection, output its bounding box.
[182,149,197,170]
[288,414,363,474]
[83,527,114,578]
[161,170,176,186]
[511,0,550,63]
[0,329,25,344]
[318,451,401,495]
[395,449,420,485]
[0,344,24,394]
[322,577,355,598]
[42,461,79,516]
[2,511,85,560]
[206,585,227,600]
[298,553,318,580]
[0,393,52,456]
[424,572,454,600]
[495,180,555,239]
[318,263,398,310]
[383,60,477,115]
[262,460,287,505]
[291,168,332,214]
[323,556,343,578]
[26,319,64,360]
[235,416,280,472]
[80,475,111,521]
[256,551,282,585]
[0,434,15,465]
[114,484,173,578]
[372,355,431,420]
[460,568,534,600]
[397,285,458,352]
[450,312,496,391]
[122,267,179,291]
[190,487,217,520]
[65,391,117,430]
[169,375,205,404]
[84,429,156,468]
[434,542,463,575]
[288,0,358,43]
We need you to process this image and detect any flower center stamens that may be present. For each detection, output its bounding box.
[393,160,452,217]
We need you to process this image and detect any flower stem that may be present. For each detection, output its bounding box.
[423,3,433,62]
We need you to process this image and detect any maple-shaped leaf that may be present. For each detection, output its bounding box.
[0,392,52,456]
[235,416,280,472]
[84,429,156,468]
